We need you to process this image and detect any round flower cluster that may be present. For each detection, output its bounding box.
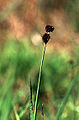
[42,25,54,44]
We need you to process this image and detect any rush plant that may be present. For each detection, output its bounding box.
[30,25,54,120]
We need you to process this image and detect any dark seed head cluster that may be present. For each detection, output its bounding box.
[42,33,50,44]
[45,25,54,32]
[42,25,54,44]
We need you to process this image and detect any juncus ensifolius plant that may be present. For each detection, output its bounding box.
[33,25,54,120]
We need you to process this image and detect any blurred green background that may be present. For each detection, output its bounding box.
[0,0,79,120]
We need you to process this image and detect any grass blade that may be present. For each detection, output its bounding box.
[30,80,34,120]
[19,102,29,118]
[13,106,20,120]
[56,70,79,120]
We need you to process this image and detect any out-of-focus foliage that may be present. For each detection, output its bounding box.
[0,38,40,120]
[0,0,79,120]
[66,0,79,32]
[0,38,79,120]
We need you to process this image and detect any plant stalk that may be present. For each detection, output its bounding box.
[34,43,46,120]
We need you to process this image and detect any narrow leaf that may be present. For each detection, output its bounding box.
[30,80,34,120]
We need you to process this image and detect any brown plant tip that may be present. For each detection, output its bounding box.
[68,60,74,65]
[45,25,54,32]
[42,33,50,44]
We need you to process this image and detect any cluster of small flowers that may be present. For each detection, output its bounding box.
[42,25,54,44]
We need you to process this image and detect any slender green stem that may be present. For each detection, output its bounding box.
[56,70,79,120]
[34,43,46,120]
[19,102,29,118]
[71,65,76,120]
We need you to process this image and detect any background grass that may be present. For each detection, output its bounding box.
[0,37,79,120]
[0,0,79,119]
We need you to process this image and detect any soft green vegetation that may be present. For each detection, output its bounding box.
[0,37,79,120]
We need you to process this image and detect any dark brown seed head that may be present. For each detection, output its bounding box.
[42,33,50,44]
[45,25,54,32]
